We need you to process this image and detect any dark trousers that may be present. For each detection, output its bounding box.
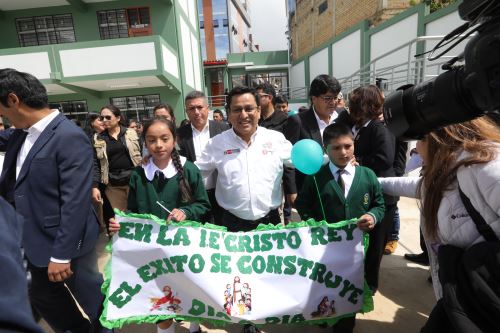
[283,198,292,223]
[421,299,454,333]
[28,249,111,333]
[420,228,429,257]
[332,316,356,333]
[365,203,397,292]
[221,209,281,232]
[207,188,224,225]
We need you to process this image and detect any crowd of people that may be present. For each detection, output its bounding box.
[0,67,499,333]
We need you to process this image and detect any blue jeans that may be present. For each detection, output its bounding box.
[389,207,400,241]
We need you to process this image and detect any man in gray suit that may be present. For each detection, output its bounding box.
[176,90,229,225]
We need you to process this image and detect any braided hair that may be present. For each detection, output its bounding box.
[142,117,193,203]
[171,148,193,203]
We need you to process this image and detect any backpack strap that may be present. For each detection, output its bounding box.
[458,184,499,242]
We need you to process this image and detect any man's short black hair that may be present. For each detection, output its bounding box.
[309,74,341,99]
[322,123,353,147]
[0,68,48,109]
[225,86,260,112]
[185,90,207,104]
[213,109,224,117]
[273,95,288,105]
[255,82,276,99]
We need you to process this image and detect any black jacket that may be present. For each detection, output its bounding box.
[259,110,297,195]
[336,115,398,206]
[283,107,323,190]
[177,120,229,162]
[259,109,288,133]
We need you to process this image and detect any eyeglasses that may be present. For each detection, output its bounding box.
[98,115,113,121]
[230,106,258,114]
[186,105,206,112]
[319,95,338,103]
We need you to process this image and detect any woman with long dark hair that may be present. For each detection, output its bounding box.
[92,105,142,214]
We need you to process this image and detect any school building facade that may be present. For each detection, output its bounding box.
[0,0,203,125]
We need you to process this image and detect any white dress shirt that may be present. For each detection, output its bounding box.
[192,122,210,161]
[195,126,293,220]
[328,161,355,197]
[351,119,372,138]
[16,110,59,179]
[313,106,337,138]
[143,155,187,181]
[192,122,216,190]
[0,153,4,176]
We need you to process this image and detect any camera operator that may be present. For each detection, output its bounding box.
[378,117,500,332]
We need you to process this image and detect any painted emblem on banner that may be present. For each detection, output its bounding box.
[311,296,337,318]
[150,285,183,313]
[224,276,252,316]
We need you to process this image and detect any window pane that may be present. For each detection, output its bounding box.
[17,14,75,46]
[111,94,160,122]
[127,8,139,27]
[139,7,150,25]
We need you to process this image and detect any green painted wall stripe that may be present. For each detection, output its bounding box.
[423,0,462,24]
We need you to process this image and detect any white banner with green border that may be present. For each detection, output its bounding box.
[100,211,373,328]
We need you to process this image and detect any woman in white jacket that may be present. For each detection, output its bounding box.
[378,117,500,331]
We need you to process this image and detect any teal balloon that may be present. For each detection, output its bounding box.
[288,109,298,116]
[291,139,323,175]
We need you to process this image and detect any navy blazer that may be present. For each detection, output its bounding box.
[0,197,44,333]
[283,107,323,190]
[0,113,99,267]
[177,120,229,162]
[283,107,323,146]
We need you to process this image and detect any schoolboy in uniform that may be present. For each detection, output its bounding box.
[295,122,385,333]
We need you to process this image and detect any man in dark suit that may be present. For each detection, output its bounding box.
[284,74,342,190]
[0,197,43,333]
[256,82,296,224]
[0,68,108,333]
[177,90,229,224]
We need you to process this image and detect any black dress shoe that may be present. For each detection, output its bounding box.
[404,252,430,266]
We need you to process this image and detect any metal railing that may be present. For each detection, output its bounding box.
[338,35,470,96]
[207,35,470,105]
[207,95,226,108]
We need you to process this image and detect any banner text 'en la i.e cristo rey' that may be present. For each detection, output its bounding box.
[100,212,373,328]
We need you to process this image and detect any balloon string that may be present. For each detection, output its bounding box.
[313,176,326,222]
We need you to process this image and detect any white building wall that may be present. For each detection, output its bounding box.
[424,10,466,78]
[0,52,51,79]
[370,13,418,70]
[332,30,361,79]
[59,43,157,77]
[162,45,179,79]
[179,18,195,88]
[290,61,305,89]
[309,47,329,82]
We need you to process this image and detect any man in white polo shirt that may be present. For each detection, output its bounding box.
[196,86,293,231]
[196,86,293,333]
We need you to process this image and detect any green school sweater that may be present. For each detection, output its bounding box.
[127,161,211,221]
[295,164,385,224]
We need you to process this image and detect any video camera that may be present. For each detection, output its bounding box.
[383,0,500,140]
